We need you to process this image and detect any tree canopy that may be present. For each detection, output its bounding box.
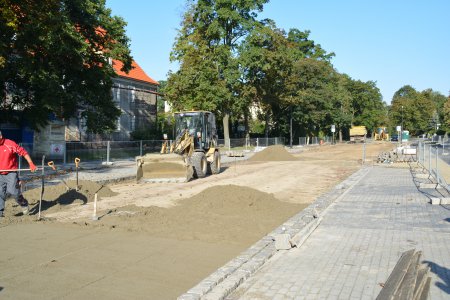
[165,0,388,141]
[390,85,448,135]
[0,0,132,132]
[165,0,269,143]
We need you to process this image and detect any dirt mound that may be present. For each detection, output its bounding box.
[249,145,297,161]
[1,180,116,222]
[81,185,305,244]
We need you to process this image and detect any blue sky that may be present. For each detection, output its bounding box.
[106,0,449,103]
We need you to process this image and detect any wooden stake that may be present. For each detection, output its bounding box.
[92,193,99,221]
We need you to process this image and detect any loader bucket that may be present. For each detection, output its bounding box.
[136,153,194,183]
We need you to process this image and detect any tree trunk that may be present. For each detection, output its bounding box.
[339,129,343,143]
[264,113,269,138]
[223,113,230,148]
[244,110,250,147]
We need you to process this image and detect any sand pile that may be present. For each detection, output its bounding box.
[249,145,297,161]
[83,185,305,244]
[1,180,116,223]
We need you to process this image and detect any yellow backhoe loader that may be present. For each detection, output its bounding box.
[374,127,390,141]
[136,111,221,182]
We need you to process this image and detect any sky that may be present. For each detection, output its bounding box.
[105,0,450,104]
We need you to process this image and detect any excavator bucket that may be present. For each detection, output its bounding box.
[136,153,194,183]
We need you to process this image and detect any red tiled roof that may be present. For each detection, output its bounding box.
[112,59,159,85]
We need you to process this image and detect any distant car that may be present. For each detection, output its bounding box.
[391,135,398,142]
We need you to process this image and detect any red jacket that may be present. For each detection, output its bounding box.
[0,138,29,173]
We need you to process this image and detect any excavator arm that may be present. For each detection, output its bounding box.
[173,130,194,156]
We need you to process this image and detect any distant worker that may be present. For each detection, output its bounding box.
[0,130,37,217]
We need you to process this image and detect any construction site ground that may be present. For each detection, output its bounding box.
[1,142,398,299]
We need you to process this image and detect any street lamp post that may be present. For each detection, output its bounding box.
[401,105,404,144]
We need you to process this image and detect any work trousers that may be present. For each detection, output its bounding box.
[0,172,26,211]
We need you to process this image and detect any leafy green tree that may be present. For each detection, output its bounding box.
[344,78,386,136]
[238,21,291,137]
[420,89,448,133]
[286,29,335,62]
[280,55,342,140]
[155,80,175,139]
[280,29,342,140]
[0,0,18,68]
[239,24,339,140]
[164,0,268,143]
[328,73,353,142]
[391,85,434,135]
[443,96,450,131]
[0,0,132,132]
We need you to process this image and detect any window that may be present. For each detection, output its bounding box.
[115,85,120,101]
[116,116,121,131]
[131,115,136,131]
[130,86,135,104]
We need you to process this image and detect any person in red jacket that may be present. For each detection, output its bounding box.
[0,130,37,217]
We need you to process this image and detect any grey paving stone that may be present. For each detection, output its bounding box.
[225,166,450,300]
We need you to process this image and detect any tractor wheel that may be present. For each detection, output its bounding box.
[191,152,207,178]
[208,151,221,175]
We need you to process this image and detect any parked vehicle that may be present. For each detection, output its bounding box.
[349,126,367,143]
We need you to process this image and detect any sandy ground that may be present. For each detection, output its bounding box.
[0,142,394,299]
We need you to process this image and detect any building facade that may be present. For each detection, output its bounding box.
[30,60,159,158]
[62,59,159,142]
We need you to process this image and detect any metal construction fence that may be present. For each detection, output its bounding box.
[17,136,335,167]
[417,138,450,191]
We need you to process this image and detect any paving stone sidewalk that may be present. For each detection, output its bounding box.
[224,166,450,299]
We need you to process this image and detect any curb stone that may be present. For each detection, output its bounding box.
[178,166,371,300]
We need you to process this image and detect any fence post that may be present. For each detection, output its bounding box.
[436,146,438,179]
[140,140,143,156]
[18,143,22,177]
[421,142,423,165]
[419,142,422,165]
[422,142,425,165]
[362,142,366,165]
[257,138,259,148]
[428,144,431,173]
[275,137,278,145]
[63,141,67,166]
[106,141,110,164]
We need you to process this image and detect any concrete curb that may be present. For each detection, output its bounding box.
[178,166,371,300]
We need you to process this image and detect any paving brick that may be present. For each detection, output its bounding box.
[222,167,450,300]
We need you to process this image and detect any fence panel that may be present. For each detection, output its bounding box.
[18,136,336,167]
[418,140,450,192]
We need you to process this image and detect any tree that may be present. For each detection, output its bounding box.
[345,78,386,135]
[421,89,448,133]
[278,29,340,140]
[0,0,132,132]
[443,96,450,131]
[165,0,268,144]
[329,73,353,142]
[238,21,291,137]
[391,85,434,135]
[239,24,338,140]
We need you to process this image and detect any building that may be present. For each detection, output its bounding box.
[63,59,159,142]
[32,59,159,158]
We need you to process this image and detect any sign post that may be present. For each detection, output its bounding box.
[331,125,336,144]
[396,125,401,144]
